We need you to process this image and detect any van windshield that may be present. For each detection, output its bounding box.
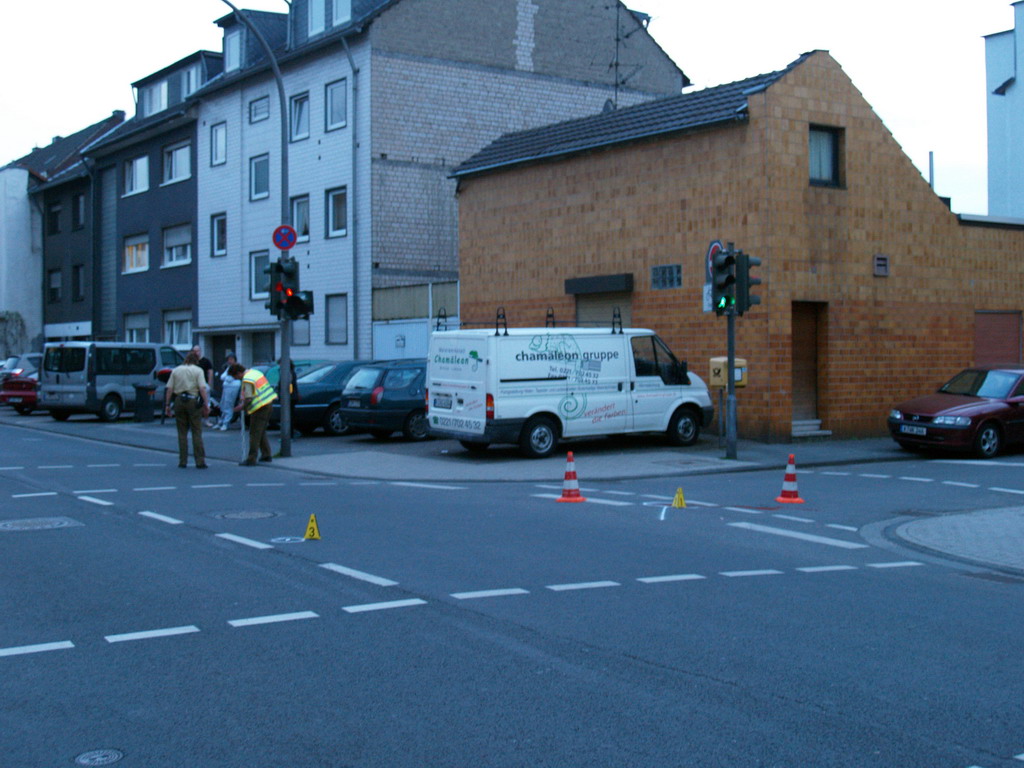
[44,347,86,373]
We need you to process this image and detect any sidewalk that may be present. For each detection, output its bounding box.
[3,408,1023,575]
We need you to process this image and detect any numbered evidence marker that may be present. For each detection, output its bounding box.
[672,487,687,509]
[304,513,321,541]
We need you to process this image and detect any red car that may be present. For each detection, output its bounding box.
[1,375,39,415]
[888,366,1024,458]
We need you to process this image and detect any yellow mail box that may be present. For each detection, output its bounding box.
[708,357,747,388]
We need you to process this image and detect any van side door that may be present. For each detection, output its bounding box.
[562,335,630,438]
[629,335,683,431]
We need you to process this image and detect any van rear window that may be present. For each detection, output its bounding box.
[44,347,86,373]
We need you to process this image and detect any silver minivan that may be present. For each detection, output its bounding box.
[39,342,182,421]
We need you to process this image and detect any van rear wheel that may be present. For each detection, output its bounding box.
[99,395,122,422]
[520,415,558,459]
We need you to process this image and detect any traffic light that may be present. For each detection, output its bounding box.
[735,251,762,315]
[284,290,314,320]
[264,261,283,315]
[711,246,736,316]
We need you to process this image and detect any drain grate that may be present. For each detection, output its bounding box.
[0,517,82,532]
[74,749,124,766]
[211,510,278,520]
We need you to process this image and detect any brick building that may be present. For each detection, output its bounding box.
[452,51,1024,441]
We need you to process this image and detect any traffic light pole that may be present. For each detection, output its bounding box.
[221,0,292,457]
[726,307,738,460]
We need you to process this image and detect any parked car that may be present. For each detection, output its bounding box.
[270,360,372,435]
[253,359,331,389]
[887,366,1024,458]
[0,353,42,385]
[0,373,39,415]
[339,359,429,440]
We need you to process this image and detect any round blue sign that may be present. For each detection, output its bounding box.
[273,225,298,250]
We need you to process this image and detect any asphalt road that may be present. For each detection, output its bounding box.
[3,424,1023,767]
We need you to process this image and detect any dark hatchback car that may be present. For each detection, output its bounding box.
[271,360,372,435]
[339,359,429,440]
[888,366,1024,458]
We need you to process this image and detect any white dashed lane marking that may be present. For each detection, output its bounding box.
[796,565,857,573]
[637,574,706,583]
[390,481,466,490]
[0,641,75,657]
[73,489,116,494]
[342,599,426,614]
[899,476,934,483]
[133,486,176,492]
[721,569,784,578]
[12,492,56,498]
[319,563,398,587]
[228,611,319,628]
[546,581,620,591]
[105,626,200,643]
[138,511,183,525]
[990,486,1024,495]
[77,495,114,507]
[729,522,869,549]
[451,588,530,600]
[215,533,274,550]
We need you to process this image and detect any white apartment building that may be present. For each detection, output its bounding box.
[194,0,685,364]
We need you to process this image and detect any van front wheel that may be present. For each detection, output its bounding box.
[667,407,700,447]
[520,415,558,459]
[99,395,122,422]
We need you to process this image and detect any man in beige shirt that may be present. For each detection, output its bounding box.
[164,350,210,468]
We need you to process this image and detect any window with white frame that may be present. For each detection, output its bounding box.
[333,0,351,26]
[309,0,325,36]
[182,65,201,97]
[211,213,227,256]
[124,312,149,343]
[325,79,347,131]
[211,122,227,165]
[290,93,309,141]
[162,141,191,184]
[162,224,192,267]
[251,250,271,299]
[249,96,269,123]
[124,155,149,196]
[292,318,310,346]
[164,309,192,348]
[326,293,348,344]
[250,154,270,200]
[140,80,167,117]
[292,195,310,242]
[224,29,241,72]
[326,187,347,237]
[47,269,62,303]
[123,234,149,273]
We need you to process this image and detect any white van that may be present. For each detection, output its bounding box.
[39,341,183,421]
[426,328,713,458]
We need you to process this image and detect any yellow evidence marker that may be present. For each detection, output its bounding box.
[304,513,321,540]
[672,487,686,509]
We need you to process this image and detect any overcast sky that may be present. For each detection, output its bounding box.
[1,0,1013,215]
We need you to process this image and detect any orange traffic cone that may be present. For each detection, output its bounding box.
[556,451,587,503]
[775,453,805,503]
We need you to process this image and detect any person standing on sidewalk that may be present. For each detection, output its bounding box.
[229,363,277,466]
[215,353,240,430]
[164,350,210,469]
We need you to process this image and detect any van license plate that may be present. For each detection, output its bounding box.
[899,424,926,436]
[433,396,452,409]
[347,399,361,408]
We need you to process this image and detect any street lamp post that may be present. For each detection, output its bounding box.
[218,0,293,456]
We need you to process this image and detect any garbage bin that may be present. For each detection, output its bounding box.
[133,383,157,422]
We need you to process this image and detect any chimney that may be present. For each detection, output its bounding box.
[51,136,63,145]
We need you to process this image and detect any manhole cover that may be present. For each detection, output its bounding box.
[74,749,124,766]
[0,517,82,532]
[212,510,278,520]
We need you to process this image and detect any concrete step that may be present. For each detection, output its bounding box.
[792,419,832,439]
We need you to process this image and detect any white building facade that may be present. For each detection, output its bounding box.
[986,1,1024,218]
[194,0,686,364]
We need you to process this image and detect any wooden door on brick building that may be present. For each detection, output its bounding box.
[974,312,1021,365]
[791,302,824,424]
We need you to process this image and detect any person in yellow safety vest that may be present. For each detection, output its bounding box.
[229,363,278,466]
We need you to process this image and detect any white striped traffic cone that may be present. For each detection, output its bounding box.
[775,453,805,503]
[556,451,587,503]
